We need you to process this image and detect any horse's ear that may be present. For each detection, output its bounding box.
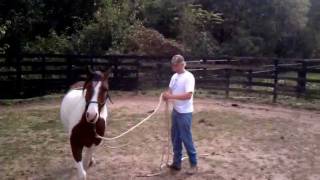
[103,67,112,79]
[86,66,94,79]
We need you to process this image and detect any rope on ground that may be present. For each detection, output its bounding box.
[159,100,171,169]
[96,93,211,177]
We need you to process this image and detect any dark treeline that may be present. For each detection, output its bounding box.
[0,0,319,59]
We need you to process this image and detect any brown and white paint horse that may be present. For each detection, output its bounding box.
[60,69,110,179]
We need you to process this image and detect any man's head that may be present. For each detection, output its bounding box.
[171,54,186,73]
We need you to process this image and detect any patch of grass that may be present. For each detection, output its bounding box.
[308,73,320,80]
[1,99,319,179]
[193,111,247,140]
[0,107,67,179]
[0,93,63,106]
[195,89,320,111]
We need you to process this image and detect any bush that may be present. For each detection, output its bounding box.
[124,24,185,56]
[0,23,9,54]
[24,31,73,54]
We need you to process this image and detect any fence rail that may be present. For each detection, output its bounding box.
[0,53,319,101]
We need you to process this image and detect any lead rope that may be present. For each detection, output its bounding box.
[135,99,171,178]
[134,98,210,178]
[159,100,171,169]
[95,93,164,141]
[95,93,209,177]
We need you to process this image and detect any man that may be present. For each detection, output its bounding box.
[163,54,198,175]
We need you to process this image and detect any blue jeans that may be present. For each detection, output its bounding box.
[171,109,197,167]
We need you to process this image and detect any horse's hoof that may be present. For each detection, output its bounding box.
[78,171,87,180]
[88,157,96,168]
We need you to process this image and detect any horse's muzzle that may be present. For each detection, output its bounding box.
[86,112,98,123]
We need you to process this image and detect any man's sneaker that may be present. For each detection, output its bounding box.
[167,163,181,171]
[186,165,198,175]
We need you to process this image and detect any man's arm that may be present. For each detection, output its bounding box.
[166,74,194,100]
[165,92,192,100]
[164,73,194,100]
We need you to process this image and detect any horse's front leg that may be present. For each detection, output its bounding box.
[71,139,86,179]
[83,145,96,170]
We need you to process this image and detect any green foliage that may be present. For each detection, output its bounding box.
[0,22,9,54]
[306,0,320,57]
[179,4,222,56]
[141,0,183,38]
[70,0,132,54]
[186,4,223,30]
[123,24,184,56]
[1,0,320,58]
[0,0,101,56]
[71,20,112,55]
[24,31,72,54]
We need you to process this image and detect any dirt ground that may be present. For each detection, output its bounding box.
[1,92,320,180]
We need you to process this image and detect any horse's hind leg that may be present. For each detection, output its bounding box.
[71,142,87,180]
[83,145,96,170]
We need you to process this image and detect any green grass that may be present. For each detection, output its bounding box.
[0,93,64,106]
[0,101,247,179]
[193,111,247,140]
[194,88,320,111]
[0,107,67,179]
[0,96,319,179]
[308,73,320,80]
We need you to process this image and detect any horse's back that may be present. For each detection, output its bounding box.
[60,89,86,134]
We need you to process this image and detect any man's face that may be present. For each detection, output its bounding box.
[171,63,184,73]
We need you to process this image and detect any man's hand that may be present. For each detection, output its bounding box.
[163,91,172,101]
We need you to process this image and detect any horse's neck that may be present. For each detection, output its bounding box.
[61,90,87,133]
[70,81,85,90]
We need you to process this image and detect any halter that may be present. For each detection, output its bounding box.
[85,101,105,125]
[86,101,105,106]
[85,93,112,124]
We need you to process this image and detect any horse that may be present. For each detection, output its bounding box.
[60,69,111,179]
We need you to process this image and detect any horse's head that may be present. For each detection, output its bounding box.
[83,68,111,124]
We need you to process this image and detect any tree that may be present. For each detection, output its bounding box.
[1,0,320,58]
[194,0,312,57]
[179,4,223,56]
[140,0,184,38]
[305,0,320,57]
[0,0,101,57]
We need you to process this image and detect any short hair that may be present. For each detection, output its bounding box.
[171,54,186,65]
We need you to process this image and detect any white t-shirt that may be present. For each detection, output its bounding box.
[169,70,195,113]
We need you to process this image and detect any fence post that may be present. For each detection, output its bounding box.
[273,59,279,103]
[225,58,231,98]
[41,55,46,95]
[297,60,307,98]
[15,54,22,97]
[113,57,119,89]
[156,63,162,88]
[90,57,94,69]
[247,69,253,92]
[66,56,73,88]
[202,58,208,81]
[135,59,140,92]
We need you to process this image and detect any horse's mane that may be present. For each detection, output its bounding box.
[69,71,104,91]
[70,81,85,90]
[68,71,112,103]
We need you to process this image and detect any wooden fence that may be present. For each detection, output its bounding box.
[0,54,320,102]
